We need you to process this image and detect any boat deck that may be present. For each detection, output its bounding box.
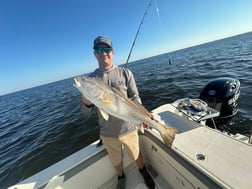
[99,163,171,189]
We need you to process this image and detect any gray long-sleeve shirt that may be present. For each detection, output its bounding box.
[81,66,141,137]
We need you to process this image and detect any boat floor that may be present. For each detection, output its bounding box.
[101,164,170,189]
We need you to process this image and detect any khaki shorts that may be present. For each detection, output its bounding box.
[100,130,140,166]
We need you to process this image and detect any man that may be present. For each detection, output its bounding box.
[81,36,155,189]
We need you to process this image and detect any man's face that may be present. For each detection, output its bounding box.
[94,43,114,71]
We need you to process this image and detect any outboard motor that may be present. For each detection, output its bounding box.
[199,77,240,130]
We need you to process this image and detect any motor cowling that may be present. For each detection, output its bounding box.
[199,77,240,127]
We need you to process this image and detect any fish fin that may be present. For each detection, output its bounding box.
[99,109,109,120]
[101,95,113,105]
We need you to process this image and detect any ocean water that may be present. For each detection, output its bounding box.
[1,32,252,188]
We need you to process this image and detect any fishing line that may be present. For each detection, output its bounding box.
[125,0,153,67]
[154,0,161,24]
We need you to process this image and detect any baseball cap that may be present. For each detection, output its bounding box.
[93,36,113,49]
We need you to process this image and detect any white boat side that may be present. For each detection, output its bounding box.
[8,103,252,189]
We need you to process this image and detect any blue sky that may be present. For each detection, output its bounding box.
[1,0,252,95]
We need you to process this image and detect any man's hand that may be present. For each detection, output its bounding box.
[139,121,151,134]
[81,94,92,106]
[141,121,151,129]
[140,113,156,131]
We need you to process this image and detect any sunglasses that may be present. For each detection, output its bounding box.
[94,47,112,54]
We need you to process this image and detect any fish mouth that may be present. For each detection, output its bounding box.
[74,76,90,87]
[74,76,103,99]
[74,78,82,87]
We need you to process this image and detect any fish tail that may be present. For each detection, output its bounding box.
[163,126,180,147]
[152,121,180,148]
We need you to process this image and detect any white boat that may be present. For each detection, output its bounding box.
[8,78,252,189]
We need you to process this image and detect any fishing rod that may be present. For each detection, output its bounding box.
[125,0,153,67]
